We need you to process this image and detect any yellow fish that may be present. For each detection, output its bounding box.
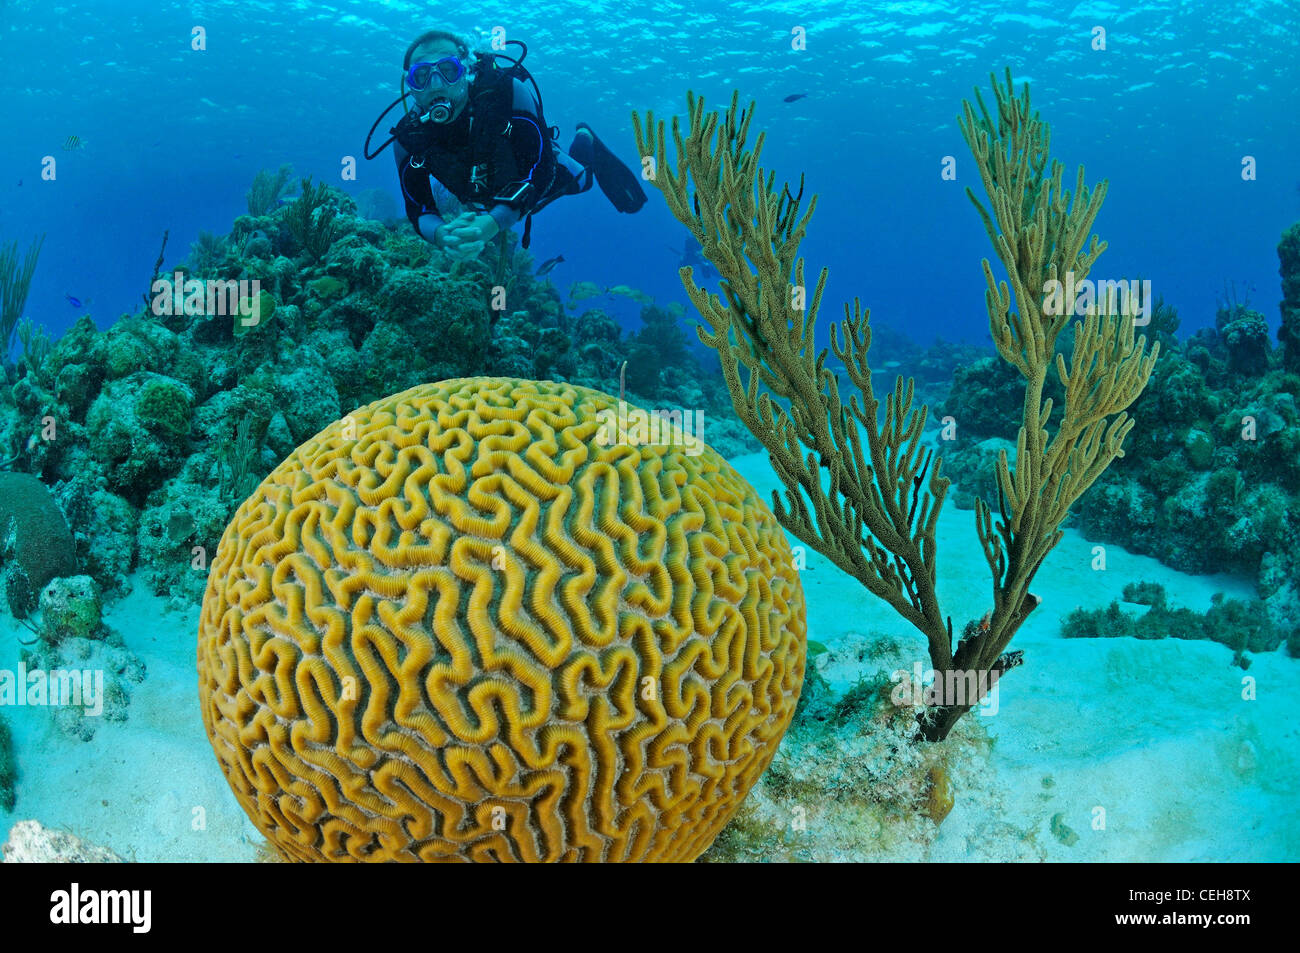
[568,281,602,302]
[62,135,87,152]
[604,285,655,305]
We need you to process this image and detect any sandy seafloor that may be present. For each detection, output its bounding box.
[1,448,1296,862]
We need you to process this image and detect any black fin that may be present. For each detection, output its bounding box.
[573,122,647,213]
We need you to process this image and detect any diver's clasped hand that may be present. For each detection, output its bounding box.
[435,211,500,261]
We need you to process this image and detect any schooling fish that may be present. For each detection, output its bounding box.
[535,254,565,277]
[606,285,654,305]
[783,93,807,103]
[568,280,602,302]
[62,135,87,152]
[66,294,84,308]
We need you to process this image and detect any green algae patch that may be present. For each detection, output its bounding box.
[308,276,349,301]
[235,289,275,335]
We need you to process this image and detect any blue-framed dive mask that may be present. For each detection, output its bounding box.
[407,56,466,91]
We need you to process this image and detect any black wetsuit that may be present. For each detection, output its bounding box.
[393,69,590,246]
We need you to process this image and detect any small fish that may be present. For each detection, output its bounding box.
[783,93,807,103]
[277,193,302,207]
[66,294,84,308]
[62,135,87,152]
[605,285,654,305]
[568,280,602,302]
[535,254,565,277]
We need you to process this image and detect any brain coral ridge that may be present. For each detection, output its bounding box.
[198,377,806,862]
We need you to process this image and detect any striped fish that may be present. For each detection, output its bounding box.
[62,135,86,152]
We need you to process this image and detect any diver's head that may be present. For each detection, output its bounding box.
[403,30,475,124]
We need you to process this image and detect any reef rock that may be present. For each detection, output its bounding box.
[1220,310,1271,376]
[38,574,104,644]
[1277,222,1300,373]
[0,473,78,617]
[86,372,194,501]
[2,820,124,863]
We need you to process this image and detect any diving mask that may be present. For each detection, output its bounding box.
[406,56,466,91]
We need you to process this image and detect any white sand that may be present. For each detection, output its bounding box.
[730,449,1299,862]
[0,448,1294,862]
[0,582,261,862]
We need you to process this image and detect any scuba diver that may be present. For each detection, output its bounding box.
[671,236,721,283]
[365,30,647,260]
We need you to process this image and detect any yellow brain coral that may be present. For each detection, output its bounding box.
[197,377,806,862]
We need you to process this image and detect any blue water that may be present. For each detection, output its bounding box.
[3,0,1297,350]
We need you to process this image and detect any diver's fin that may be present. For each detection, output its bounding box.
[572,122,647,214]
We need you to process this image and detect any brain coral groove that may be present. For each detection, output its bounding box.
[198,377,805,862]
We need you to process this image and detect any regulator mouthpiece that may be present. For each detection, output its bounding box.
[422,99,452,123]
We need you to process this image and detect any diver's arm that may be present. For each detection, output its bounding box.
[395,141,455,244]
[486,204,522,232]
[416,213,447,242]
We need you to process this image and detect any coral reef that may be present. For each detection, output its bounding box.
[935,216,1300,636]
[86,372,195,501]
[1219,307,1271,375]
[0,472,77,617]
[1276,222,1300,373]
[1061,582,1285,669]
[53,479,137,599]
[940,354,1036,442]
[0,715,13,811]
[198,378,805,862]
[1059,260,1300,630]
[633,71,1157,740]
[0,172,745,615]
